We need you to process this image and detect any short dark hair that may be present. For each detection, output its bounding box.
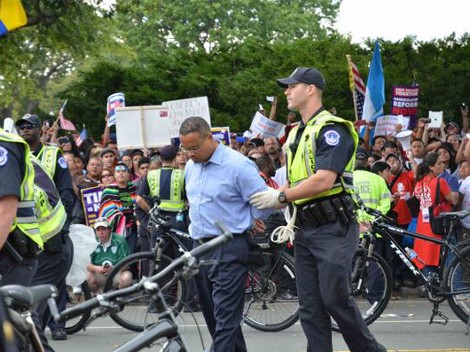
[179,116,210,137]
[255,155,274,173]
[371,161,390,175]
[138,157,150,167]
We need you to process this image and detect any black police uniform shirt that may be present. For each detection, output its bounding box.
[0,140,24,200]
[314,123,355,182]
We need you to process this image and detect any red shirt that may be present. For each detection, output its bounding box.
[388,170,415,225]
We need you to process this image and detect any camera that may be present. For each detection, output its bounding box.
[421,118,431,124]
[58,137,69,144]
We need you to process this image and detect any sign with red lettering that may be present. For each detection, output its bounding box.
[391,86,419,119]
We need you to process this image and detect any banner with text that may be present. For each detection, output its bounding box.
[162,97,211,138]
[249,112,285,138]
[107,93,126,127]
[391,86,419,127]
[374,115,410,137]
[81,186,102,227]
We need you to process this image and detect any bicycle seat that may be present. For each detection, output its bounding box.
[0,284,57,311]
[436,210,470,220]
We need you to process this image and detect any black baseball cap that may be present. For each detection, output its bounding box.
[277,67,325,90]
[15,114,41,127]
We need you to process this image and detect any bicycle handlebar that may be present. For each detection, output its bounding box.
[51,226,233,323]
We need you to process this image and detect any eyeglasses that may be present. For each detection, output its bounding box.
[18,124,38,130]
[101,174,112,178]
[114,165,127,171]
[180,136,207,153]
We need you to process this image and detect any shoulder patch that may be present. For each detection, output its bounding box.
[0,146,8,166]
[324,130,340,146]
[58,156,68,169]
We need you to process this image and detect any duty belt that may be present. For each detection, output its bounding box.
[297,195,357,228]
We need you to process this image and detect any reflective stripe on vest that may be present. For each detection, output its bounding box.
[37,145,59,177]
[31,156,67,242]
[0,130,43,249]
[147,168,185,212]
[285,110,358,205]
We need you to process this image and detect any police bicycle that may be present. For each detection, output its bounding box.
[332,205,470,333]
[0,282,58,352]
[48,225,233,352]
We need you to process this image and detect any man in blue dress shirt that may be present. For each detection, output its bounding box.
[179,116,269,352]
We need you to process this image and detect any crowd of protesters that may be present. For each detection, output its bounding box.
[31,101,470,306]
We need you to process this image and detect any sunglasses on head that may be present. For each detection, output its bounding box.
[18,124,38,130]
[115,165,127,171]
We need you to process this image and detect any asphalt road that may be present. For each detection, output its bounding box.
[49,298,470,352]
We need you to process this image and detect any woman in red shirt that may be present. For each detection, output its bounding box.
[413,153,458,277]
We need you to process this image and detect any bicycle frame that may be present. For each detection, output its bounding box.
[371,220,470,297]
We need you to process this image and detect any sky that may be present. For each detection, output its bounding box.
[335,0,469,44]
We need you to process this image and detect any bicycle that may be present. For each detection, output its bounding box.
[335,205,470,333]
[244,237,299,332]
[0,284,58,352]
[48,223,233,352]
[102,205,191,332]
[64,281,92,334]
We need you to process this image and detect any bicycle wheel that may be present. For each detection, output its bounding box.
[331,249,392,332]
[65,281,92,334]
[445,246,470,324]
[244,250,299,332]
[104,252,186,332]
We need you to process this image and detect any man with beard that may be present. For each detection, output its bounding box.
[263,137,282,169]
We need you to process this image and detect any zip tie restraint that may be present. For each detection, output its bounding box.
[270,205,297,245]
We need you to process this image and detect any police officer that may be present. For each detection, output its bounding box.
[137,144,187,244]
[250,67,386,352]
[0,127,42,286]
[16,114,74,341]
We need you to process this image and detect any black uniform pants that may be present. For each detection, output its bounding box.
[32,233,73,352]
[295,219,380,352]
[193,235,249,352]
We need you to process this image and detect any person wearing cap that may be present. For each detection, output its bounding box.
[250,67,386,352]
[100,147,117,170]
[179,116,271,352]
[16,113,75,341]
[86,217,131,293]
[98,161,138,253]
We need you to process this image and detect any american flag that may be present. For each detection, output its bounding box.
[75,124,87,147]
[58,100,76,131]
[346,55,366,121]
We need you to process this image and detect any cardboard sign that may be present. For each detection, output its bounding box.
[374,115,410,137]
[211,127,230,146]
[249,112,285,138]
[115,105,171,149]
[107,93,125,127]
[81,186,102,227]
[162,97,211,138]
[428,111,443,129]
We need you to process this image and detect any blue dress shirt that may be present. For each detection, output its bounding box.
[185,143,269,239]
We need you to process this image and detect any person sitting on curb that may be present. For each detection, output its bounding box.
[86,217,132,293]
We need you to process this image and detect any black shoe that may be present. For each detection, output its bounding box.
[377,343,387,352]
[51,329,67,341]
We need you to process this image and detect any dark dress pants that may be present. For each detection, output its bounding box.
[295,219,380,352]
[193,235,249,352]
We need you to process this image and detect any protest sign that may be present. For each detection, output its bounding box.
[81,186,102,227]
[162,97,211,138]
[107,93,125,127]
[391,86,419,129]
[249,112,285,138]
[374,115,410,137]
[211,127,230,146]
[115,105,171,149]
[429,111,443,129]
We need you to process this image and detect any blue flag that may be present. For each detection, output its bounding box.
[362,40,385,122]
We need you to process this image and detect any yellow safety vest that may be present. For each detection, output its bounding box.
[147,168,185,212]
[0,130,43,249]
[285,110,358,205]
[36,145,60,177]
[31,155,67,242]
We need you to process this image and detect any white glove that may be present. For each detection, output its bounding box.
[250,188,282,209]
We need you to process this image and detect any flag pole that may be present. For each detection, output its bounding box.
[346,55,359,121]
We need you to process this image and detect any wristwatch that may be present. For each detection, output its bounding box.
[278,191,288,204]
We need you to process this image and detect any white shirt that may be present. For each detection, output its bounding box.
[459,176,470,228]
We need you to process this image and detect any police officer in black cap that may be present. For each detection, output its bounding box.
[16,114,74,341]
